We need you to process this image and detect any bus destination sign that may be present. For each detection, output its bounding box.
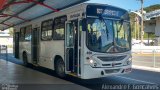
[96,8,119,17]
[87,5,129,19]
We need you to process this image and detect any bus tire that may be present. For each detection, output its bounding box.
[23,53,29,67]
[55,58,65,78]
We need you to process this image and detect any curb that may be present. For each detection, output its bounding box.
[132,65,160,72]
[132,53,160,56]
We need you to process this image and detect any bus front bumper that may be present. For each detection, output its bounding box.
[82,65,132,79]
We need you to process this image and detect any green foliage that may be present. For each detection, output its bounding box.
[143,32,156,40]
[9,28,13,36]
[144,4,160,12]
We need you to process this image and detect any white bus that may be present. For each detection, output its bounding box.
[13,3,132,79]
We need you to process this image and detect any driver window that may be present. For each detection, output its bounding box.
[114,21,125,39]
[114,21,129,48]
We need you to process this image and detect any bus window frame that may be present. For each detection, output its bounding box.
[20,25,32,42]
[41,19,53,41]
[20,27,25,41]
[53,15,67,40]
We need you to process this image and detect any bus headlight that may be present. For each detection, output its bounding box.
[89,59,94,64]
[88,59,99,67]
[124,57,132,66]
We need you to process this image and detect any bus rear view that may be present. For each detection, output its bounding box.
[81,4,132,79]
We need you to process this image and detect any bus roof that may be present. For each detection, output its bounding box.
[0,0,89,30]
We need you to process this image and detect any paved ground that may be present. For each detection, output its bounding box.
[133,65,160,72]
[0,53,160,90]
[0,60,89,90]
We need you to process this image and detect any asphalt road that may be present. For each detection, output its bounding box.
[0,54,160,90]
[132,54,160,68]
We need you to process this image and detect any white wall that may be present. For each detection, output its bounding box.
[155,17,160,37]
[144,21,155,33]
[0,37,13,45]
[132,46,160,53]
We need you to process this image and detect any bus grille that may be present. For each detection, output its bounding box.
[105,69,120,74]
[98,56,126,62]
[102,63,122,67]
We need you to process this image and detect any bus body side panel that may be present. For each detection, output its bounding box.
[38,41,64,70]
[19,41,32,63]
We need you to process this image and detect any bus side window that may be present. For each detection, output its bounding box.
[41,19,53,40]
[25,25,32,41]
[53,16,67,40]
[20,27,25,41]
[79,20,82,46]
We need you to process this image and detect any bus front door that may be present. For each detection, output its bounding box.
[65,20,79,74]
[31,27,40,64]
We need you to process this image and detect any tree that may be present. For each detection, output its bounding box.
[129,4,160,40]
[144,4,160,12]
[9,28,13,37]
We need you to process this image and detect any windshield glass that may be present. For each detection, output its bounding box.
[86,18,131,53]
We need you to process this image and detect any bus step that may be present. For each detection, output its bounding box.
[68,72,77,77]
[32,63,39,67]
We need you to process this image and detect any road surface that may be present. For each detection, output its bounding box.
[0,53,160,90]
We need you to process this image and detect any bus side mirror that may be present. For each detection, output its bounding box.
[82,19,87,31]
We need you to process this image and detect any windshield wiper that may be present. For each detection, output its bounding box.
[99,16,109,40]
[116,19,124,41]
[118,19,124,31]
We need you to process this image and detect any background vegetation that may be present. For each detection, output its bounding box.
[130,4,160,40]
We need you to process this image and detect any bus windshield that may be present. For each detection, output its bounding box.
[86,18,131,53]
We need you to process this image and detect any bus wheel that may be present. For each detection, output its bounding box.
[55,58,65,78]
[23,53,29,67]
